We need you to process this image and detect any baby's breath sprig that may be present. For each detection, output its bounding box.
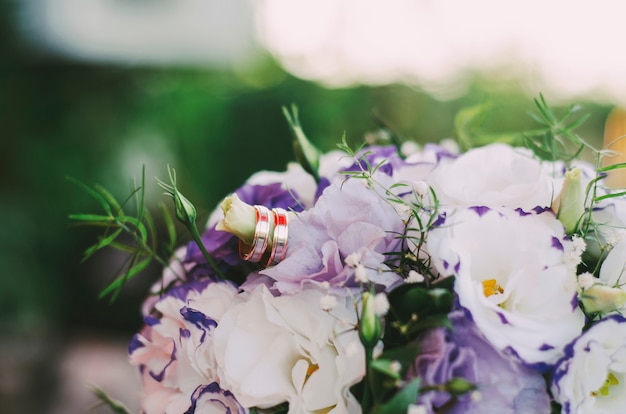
[68,166,177,302]
[338,134,441,283]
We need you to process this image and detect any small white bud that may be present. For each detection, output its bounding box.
[319,294,337,311]
[412,181,430,198]
[407,404,428,414]
[439,138,459,154]
[373,293,390,316]
[355,264,369,283]
[578,272,596,290]
[389,360,402,374]
[406,270,425,283]
[401,141,420,157]
[470,390,482,402]
[345,252,361,268]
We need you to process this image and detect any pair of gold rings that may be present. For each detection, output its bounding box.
[238,206,289,267]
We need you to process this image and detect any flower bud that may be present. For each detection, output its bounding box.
[359,292,382,350]
[444,377,477,396]
[580,284,626,314]
[283,105,321,182]
[552,167,584,234]
[173,187,197,226]
[215,194,257,245]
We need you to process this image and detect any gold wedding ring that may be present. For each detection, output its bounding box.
[267,208,289,266]
[238,205,271,262]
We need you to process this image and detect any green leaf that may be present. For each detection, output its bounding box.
[82,228,123,261]
[597,162,626,173]
[68,213,114,223]
[377,346,422,379]
[93,184,123,216]
[116,216,149,246]
[91,386,134,414]
[99,255,152,301]
[137,165,146,222]
[109,241,142,254]
[371,377,421,414]
[594,191,626,202]
[67,177,113,216]
[370,359,402,380]
[160,201,178,256]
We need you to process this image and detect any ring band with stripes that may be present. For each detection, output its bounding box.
[267,207,289,266]
[238,205,271,263]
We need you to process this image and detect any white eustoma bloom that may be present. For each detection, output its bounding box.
[552,316,626,414]
[130,280,244,414]
[213,285,364,413]
[428,207,585,367]
[427,143,558,210]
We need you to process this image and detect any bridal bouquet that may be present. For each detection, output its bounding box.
[74,97,626,414]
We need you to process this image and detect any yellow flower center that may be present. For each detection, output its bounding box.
[592,372,619,397]
[482,279,504,297]
[305,363,319,382]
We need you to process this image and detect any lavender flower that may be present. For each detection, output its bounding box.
[409,310,551,414]
[258,176,405,294]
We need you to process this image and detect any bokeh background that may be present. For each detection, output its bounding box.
[1,1,625,412]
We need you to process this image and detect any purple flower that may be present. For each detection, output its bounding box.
[257,177,405,294]
[408,310,550,414]
[343,145,408,177]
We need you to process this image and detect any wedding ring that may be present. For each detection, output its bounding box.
[239,205,271,263]
[267,208,289,266]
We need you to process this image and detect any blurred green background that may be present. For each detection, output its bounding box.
[0,1,617,413]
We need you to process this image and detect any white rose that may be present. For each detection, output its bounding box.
[551,315,626,413]
[213,285,364,413]
[427,143,557,210]
[427,206,585,367]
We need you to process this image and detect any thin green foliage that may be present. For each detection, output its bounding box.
[90,386,134,414]
[69,166,180,302]
[524,93,592,163]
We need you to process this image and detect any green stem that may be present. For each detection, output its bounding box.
[189,224,225,279]
[362,346,374,413]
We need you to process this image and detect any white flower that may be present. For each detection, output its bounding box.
[373,293,390,316]
[427,206,585,366]
[213,286,364,413]
[427,143,558,210]
[130,281,243,414]
[552,316,626,413]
